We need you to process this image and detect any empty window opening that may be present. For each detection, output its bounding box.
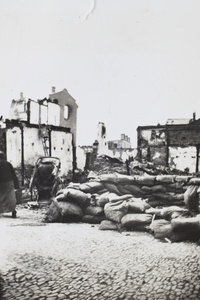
[64,105,69,119]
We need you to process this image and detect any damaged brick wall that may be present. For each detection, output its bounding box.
[137,123,200,173]
[137,126,168,167]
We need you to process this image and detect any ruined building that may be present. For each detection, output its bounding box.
[0,87,78,182]
[137,113,200,173]
[108,134,132,159]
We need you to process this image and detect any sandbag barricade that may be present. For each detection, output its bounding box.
[45,173,200,243]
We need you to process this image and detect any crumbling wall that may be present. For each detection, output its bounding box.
[28,100,60,126]
[137,127,167,166]
[169,146,196,173]
[51,131,73,174]
[7,126,22,166]
[138,127,166,147]
[137,125,200,172]
[49,89,78,146]
[5,124,73,176]
[76,146,87,170]
[168,126,200,146]
[9,99,27,121]
[23,127,44,165]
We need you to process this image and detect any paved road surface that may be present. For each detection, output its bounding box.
[0,205,200,300]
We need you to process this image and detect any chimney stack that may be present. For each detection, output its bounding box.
[121,134,125,140]
[52,86,56,93]
[20,92,24,100]
[193,112,196,121]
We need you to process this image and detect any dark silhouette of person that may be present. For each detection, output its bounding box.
[0,151,19,218]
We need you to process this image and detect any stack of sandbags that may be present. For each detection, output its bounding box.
[120,197,152,231]
[148,206,200,242]
[184,185,199,213]
[46,182,108,223]
[150,215,200,242]
[45,172,200,243]
[146,206,192,221]
[82,204,105,224]
[46,187,91,222]
[100,193,152,232]
[101,194,130,230]
[168,215,200,242]
[96,173,191,207]
[46,198,84,223]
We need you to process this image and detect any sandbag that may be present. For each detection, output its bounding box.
[79,181,105,193]
[142,185,167,194]
[184,185,199,213]
[165,182,185,192]
[175,176,192,183]
[161,206,190,221]
[98,173,118,183]
[46,199,62,222]
[94,192,132,207]
[95,192,110,207]
[56,188,90,209]
[117,185,134,195]
[135,176,156,186]
[109,194,133,203]
[104,200,129,223]
[169,210,192,220]
[169,217,200,242]
[147,199,166,207]
[168,193,184,201]
[128,198,150,213]
[99,220,118,231]
[188,178,200,185]
[104,183,121,195]
[58,201,83,221]
[152,192,173,202]
[151,185,168,193]
[123,184,145,197]
[84,205,104,216]
[149,219,171,239]
[115,173,135,184]
[141,186,152,193]
[121,213,152,230]
[82,215,105,224]
[156,175,176,183]
[145,207,163,217]
[46,199,83,222]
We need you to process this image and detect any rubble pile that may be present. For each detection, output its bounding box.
[45,173,200,242]
[91,155,127,174]
[128,160,191,176]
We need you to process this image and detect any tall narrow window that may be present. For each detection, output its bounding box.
[64,105,69,119]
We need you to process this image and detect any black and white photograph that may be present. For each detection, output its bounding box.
[0,1,200,299]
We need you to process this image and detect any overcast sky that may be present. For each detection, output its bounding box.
[1,0,200,147]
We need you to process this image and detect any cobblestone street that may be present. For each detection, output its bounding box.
[0,205,200,300]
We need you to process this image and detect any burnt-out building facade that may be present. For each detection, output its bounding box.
[0,88,78,181]
[137,115,200,173]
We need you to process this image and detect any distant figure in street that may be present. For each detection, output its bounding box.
[0,151,19,218]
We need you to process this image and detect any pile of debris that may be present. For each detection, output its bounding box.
[91,155,127,175]
[46,172,200,243]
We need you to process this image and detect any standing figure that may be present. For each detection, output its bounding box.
[0,151,19,218]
